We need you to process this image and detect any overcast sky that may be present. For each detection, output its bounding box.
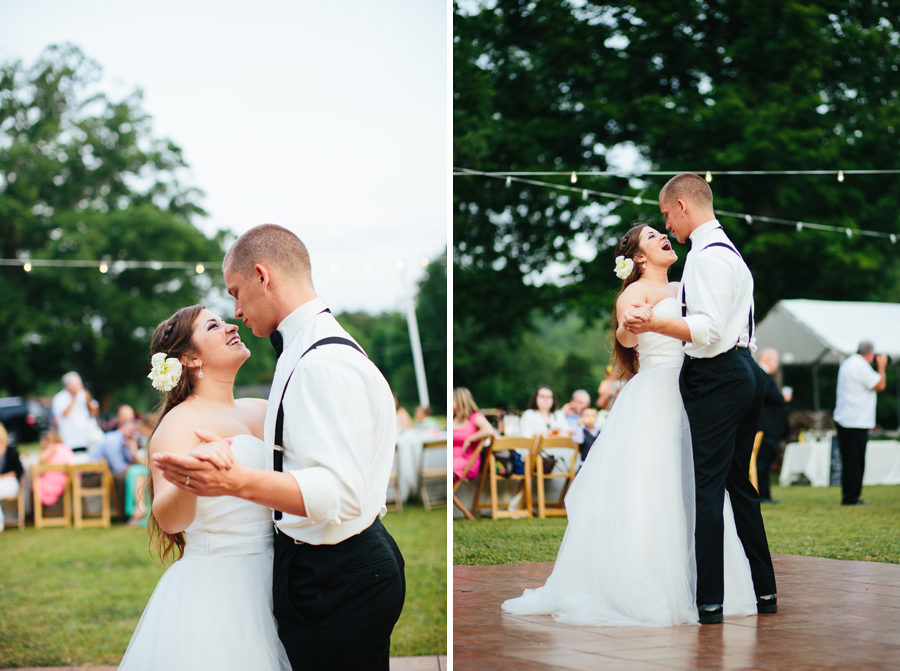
[0,0,448,314]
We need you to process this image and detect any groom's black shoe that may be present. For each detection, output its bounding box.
[698,604,724,624]
[757,593,777,614]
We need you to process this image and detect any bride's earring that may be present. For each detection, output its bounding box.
[641,262,646,270]
[198,366,204,379]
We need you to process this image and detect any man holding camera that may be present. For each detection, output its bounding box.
[833,341,888,506]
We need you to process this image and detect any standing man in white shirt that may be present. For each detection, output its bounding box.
[51,372,95,452]
[833,341,887,506]
[154,224,405,670]
[624,173,777,624]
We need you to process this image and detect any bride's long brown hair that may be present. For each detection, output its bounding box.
[145,304,204,564]
[610,224,649,381]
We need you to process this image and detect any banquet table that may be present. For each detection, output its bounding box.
[394,428,447,503]
[779,438,900,488]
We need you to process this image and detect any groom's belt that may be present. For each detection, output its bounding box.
[684,344,749,361]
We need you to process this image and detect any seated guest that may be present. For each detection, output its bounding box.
[572,407,602,463]
[0,422,24,532]
[519,385,572,437]
[125,413,157,527]
[597,366,624,411]
[89,416,140,475]
[394,394,413,432]
[413,405,440,430]
[453,387,494,480]
[561,389,591,430]
[38,429,74,506]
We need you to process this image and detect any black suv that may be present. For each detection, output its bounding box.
[0,397,52,446]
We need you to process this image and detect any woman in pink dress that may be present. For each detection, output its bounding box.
[452,387,494,480]
[38,428,74,506]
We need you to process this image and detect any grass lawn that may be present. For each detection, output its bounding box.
[454,482,900,565]
[0,504,445,667]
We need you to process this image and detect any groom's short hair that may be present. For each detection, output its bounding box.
[224,224,313,285]
[660,173,714,210]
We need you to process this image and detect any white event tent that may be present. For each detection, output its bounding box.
[755,299,900,421]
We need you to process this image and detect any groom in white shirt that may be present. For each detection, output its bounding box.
[155,224,405,669]
[625,173,777,624]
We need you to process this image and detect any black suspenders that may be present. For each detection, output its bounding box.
[272,336,367,521]
[681,239,754,345]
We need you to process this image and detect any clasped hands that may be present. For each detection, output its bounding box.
[622,302,656,335]
[152,429,240,497]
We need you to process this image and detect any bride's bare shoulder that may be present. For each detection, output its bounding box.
[149,405,203,455]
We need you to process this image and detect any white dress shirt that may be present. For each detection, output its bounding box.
[51,388,93,449]
[680,219,757,358]
[265,298,397,544]
[518,409,569,437]
[833,354,882,429]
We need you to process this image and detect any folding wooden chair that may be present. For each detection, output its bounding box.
[533,434,580,519]
[749,431,764,492]
[0,474,26,530]
[72,461,113,529]
[419,438,448,510]
[32,463,72,529]
[452,437,488,520]
[478,435,534,519]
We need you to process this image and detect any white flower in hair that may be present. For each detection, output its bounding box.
[614,255,635,280]
[148,352,183,392]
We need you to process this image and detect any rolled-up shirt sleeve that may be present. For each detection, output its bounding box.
[282,356,374,525]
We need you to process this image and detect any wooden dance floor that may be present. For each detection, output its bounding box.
[453,554,900,670]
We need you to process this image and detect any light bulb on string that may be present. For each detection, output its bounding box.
[570,172,577,184]
[422,257,430,267]
[634,196,643,206]
[24,263,32,272]
[745,215,753,225]
[505,176,511,187]
[796,222,803,232]
[705,171,713,183]
[845,228,853,239]
[891,234,897,244]
[195,264,205,274]
[837,170,844,182]
[99,263,109,273]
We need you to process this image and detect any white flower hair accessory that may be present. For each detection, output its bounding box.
[614,255,635,280]
[148,352,183,392]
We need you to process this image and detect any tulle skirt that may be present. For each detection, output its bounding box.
[119,549,290,670]
[502,364,757,627]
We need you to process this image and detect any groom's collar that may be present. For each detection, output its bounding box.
[688,219,721,247]
[274,297,328,350]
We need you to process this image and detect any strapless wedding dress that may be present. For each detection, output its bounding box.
[502,297,757,626]
[119,435,290,670]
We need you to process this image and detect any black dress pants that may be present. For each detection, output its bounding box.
[836,423,868,505]
[273,518,405,671]
[680,347,777,607]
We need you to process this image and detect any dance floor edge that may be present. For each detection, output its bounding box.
[453,554,900,670]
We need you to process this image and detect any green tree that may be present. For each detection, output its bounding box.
[454,0,900,405]
[454,0,900,333]
[0,44,225,404]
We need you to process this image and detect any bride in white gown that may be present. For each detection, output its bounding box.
[119,305,290,670]
[502,224,757,627]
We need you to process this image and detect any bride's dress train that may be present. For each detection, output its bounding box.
[502,297,757,627]
[119,435,291,670]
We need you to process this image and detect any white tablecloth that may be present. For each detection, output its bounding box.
[394,429,447,502]
[779,439,900,487]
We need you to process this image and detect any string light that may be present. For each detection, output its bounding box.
[455,168,900,177]
[195,264,205,274]
[796,223,804,232]
[705,171,713,183]
[837,170,844,182]
[422,257,430,267]
[633,196,643,205]
[455,168,900,242]
[570,171,577,183]
[24,263,32,272]
[99,263,108,273]
[396,260,406,270]
[505,176,511,187]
